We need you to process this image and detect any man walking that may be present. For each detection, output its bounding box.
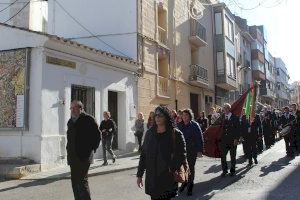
[67,100,101,200]
[280,106,296,157]
[220,103,240,177]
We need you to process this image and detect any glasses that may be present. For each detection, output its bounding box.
[155,113,164,118]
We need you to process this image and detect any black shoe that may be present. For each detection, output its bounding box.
[102,162,108,166]
[254,158,258,164]
[179,182,187,193]
[221,171,228,177]
[112,156,116,163]
[187,183,193,196]
[230,169,236,176]
[248,162,253,167]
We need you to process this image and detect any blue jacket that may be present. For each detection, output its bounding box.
[178,120,203,153]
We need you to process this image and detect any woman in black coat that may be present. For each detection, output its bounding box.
[197,111,208,133]
[137,106,187,200]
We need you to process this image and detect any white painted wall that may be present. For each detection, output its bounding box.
[45,0,138,59]
[0,25,138,169]
[0,26,45,163]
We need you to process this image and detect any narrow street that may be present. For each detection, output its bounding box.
[0,139,299,200]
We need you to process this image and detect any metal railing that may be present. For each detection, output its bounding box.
[190,18,206,42]
[158,76,169,97]
[189,64,208,83]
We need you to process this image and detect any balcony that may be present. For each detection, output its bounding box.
[260,87,276,99]
[158,26,167,46]
[157,76,170,98]
[216,69,237,90]
[189,65,209,88]
[189,18,207,47]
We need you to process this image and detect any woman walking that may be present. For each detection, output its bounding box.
[178,109,203,196]
[137,106,187,200]
[100,111,117,166]
[135,112,145,152]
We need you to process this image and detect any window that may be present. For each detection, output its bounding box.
[217,51,224,75]
[224,16,234,41]
[226,54,236,79]
[215,13,222,34]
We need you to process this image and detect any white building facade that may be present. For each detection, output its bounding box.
[0,24,138,170]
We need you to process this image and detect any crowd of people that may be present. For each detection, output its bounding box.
[135,103,300,200]
[65,99,300,200]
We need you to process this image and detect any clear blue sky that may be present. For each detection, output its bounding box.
[219,0,299,83]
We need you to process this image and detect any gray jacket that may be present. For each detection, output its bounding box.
[135,119,145,133]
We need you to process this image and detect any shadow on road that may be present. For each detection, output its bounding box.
[259,156,293,177]
[176,165,252,200]
[265,162,300,200]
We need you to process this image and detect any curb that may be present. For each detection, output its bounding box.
[0,164,41,179]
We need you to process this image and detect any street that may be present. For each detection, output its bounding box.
[0,139,300,200]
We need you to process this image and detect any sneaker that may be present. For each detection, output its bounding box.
[102,162,108,166]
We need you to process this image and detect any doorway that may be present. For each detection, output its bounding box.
[71,85,95,116]
[108,91,118,149]
[190,93,199,119]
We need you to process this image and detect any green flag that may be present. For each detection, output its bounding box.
[244,91,252,116]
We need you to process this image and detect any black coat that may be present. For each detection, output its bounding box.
[221,113,240,143]
[137,128,187,198]
[66,112,101,165]
[197,117,208,133]
[100,119,117,138]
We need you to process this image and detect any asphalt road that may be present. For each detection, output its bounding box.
[1,140,300,200]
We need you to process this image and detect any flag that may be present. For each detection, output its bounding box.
[203,84,257,158]
[250,81,258,123]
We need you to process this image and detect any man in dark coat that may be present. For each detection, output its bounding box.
[262,112,273,149]
[67,100,101,200]
[291,103,300,152]
[244,114,262,166]
[280,106,296,157]
[220,103,240,177]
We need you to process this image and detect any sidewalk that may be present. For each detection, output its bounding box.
[22,154,140,180]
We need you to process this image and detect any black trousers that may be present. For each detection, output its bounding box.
[135,131,143,151]
[70,161,91,200]
[284,134,295,156]
[187,151,197,184]
[220,141,237,173]
[264,132,273,148]
[245,139,257,162]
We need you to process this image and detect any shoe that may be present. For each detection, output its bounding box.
[179,182,187,193]
[221,171,228,177]
[112,156,116,163]
[254,158,258,164]
[230,169,236,176]
[102,162,108,166]
[187,183,193,196]
[248,162,253,167]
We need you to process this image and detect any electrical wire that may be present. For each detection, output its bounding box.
[53,0,131,59]
[0,0,44,4]
[3,1,29,23]
[0,0,18,13]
